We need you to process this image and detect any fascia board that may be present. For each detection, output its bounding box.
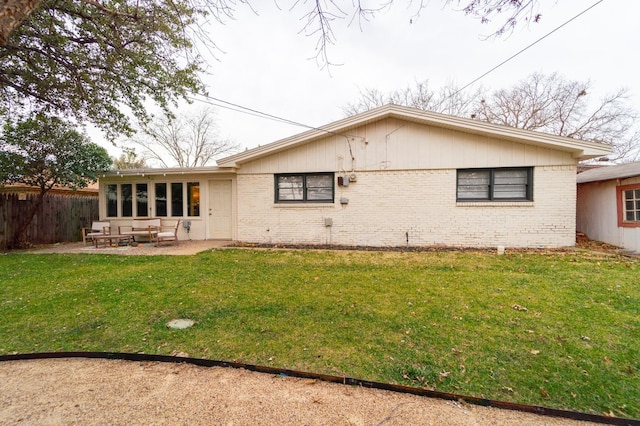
[101,166,233,178]
[387,107,612,159]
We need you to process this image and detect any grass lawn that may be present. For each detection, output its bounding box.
[0,248,638,418]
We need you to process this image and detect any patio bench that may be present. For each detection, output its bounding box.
[156,219,181,247]
[118,218,161,243]
[82,221,111,245]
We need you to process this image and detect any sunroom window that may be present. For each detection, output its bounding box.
[121,184,133,217]
[136,183,148,217]
[105,182,201,217]
[155,183,167,217]
[171,182,183,216]
[106,184,118,217]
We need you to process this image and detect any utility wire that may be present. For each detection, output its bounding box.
[190,94,313,129]
[189,94,289,124]
[451,0,605,97]
[189,93,354,139]
[192,1,604,140]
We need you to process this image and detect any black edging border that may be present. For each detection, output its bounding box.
[2,352,638,425]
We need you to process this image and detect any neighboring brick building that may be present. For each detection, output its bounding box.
[99,105,611,248]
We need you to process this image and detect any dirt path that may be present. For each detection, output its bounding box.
[5,242,627,424]
[0,358,602,425]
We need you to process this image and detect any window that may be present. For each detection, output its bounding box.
[155,183,167,217]
[187,182,200,216]
[106,184,118,217]
[105,181,201,218]
[275,173,334,203]
[457,168,533,201]
[617,184,640,227]
[171,182,183,216]
[624,189,640,221]
[136,183,148,217]
[121,184,133,216]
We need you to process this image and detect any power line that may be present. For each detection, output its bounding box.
[452,0,605,97]
[192,1,604,140]
[189,95,290,125]
[190,94,314,129]
[189,93,353,139]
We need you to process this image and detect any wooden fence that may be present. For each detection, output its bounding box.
[0,192,98,250]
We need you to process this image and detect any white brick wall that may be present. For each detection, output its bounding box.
[236,166,577,248]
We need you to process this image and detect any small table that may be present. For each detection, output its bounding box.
[93,234,133,248]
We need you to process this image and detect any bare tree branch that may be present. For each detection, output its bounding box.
[345,72,640,162]
[446,0,542,38]
[472,73,640,161]
[127,108,241,168]
[342,79,483,117]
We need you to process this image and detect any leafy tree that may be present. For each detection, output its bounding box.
[0,0,217,140]
[0,114,112,248]
[0,0,41,45]
[344,73,640,162]
[0,0,548,129]
[112,148,147,170]
[126,108,240,168]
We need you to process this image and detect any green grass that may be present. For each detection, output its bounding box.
[0,249,638,418]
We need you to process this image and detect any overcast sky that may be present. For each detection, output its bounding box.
[108,0,640,162]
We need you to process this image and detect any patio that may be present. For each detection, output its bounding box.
[15,239,231,256]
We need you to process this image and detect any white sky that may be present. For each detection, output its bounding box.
[105,0,640,162]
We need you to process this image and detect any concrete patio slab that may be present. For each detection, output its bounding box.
[14,240,231,256]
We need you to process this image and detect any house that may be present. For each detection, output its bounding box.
[577,162,640,253]
[99,105,610,248]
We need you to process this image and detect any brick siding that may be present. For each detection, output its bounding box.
[236,165,576,248]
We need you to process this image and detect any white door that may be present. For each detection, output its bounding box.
[208,180,232,239]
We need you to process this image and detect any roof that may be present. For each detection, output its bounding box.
[577,162,640,183]
[101,166,230,178]
[0,183,98,196]
[217,104,612,168]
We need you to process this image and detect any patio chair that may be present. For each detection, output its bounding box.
[82,221,111,245]
[156,219,180,247]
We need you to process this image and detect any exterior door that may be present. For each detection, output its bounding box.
[208,180,232,239]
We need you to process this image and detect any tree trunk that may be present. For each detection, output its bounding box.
[0,0,42,46]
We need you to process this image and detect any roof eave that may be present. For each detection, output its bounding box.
[101,166,234,178]
[216,105,613,167]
